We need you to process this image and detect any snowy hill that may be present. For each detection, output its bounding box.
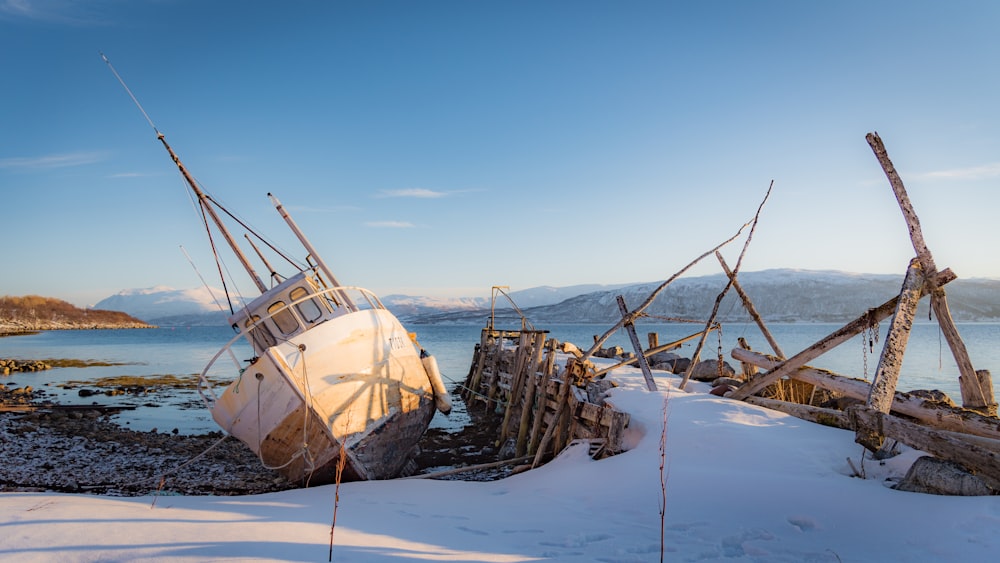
[94,271,1000,326]
[94,286,232,325]
[407,269,1000,324]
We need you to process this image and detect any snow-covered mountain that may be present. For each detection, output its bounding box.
[94,286,233,325]
[94,271,1000,326]
[404,270,1000,325]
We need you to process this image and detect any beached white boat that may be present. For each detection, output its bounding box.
[167,147,451,484]
[105,57,451,484]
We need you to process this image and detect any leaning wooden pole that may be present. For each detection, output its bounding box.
[716,251,784,359]
[866,132,983,408]
[616,296,657,391]
[680,181,773,390]
[729,268,957,400]
[580,222,750,363]
[858,258,924,452]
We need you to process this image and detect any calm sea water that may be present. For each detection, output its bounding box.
[1,322,996,434]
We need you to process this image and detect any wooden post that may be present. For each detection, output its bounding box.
[591,329,713,378]
[516,332,548,456]
[847,405,1000,491]
[867,258,923,413]
[737,337,758,380]
[731,347,1000,440]
[960,370,998,417]
[648,332,659,349]
[717,252,785,358]
[866,132,980,408]
[729,268,956,400]
[616,295,657,391]
[532,360,577,467]
[858,258,924,452]
[499,332,531,444]
[466,329,491,402]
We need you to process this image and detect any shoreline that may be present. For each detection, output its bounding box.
[1,368,505,496]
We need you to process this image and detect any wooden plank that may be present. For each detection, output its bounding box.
[867,258,923,414]
[847,405,1000,491]
[732,348,1000,441]
[960,370,998,416]
[866,131,979,403]
[717,251,785,359]
[728,268,956,400]
[616,295,657,391]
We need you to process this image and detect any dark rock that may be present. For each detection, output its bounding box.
[894,456,995,496]
[687,360,736,382]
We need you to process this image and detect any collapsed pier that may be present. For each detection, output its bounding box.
[449,132,999,495]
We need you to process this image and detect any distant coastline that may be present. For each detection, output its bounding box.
[0,295,155,336]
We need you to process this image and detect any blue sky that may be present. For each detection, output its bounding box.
[2,1,999,307]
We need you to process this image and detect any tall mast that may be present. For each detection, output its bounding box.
[101,52,268,295]
[269,193,357,311]
[158,135,269,294]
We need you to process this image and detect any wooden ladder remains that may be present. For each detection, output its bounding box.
[727,132,1000,490]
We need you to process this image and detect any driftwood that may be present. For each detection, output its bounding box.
[679,182,772,391]
[960,370,998,417]
[717,251,784,359]
[731,348,1000,441]
[581,220,754,362]
[728,268,957,400]
[867,132,981,409]
[746,395,1000,452]
[867,258,923,414]
[616,295,657,391]
[847,405,1000,491]
[592,329,712,378]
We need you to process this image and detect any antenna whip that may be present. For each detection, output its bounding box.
[100,51,159,134]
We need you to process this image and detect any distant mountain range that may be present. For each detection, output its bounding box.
[94,270,1000,327]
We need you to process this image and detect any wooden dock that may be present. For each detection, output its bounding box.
[461,328,631,466]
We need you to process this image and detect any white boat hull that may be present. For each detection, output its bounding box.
[211,308,437,483]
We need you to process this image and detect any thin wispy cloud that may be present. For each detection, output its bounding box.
[365,220,416,228]
[0,0,110,25]
[916,163,1000,181]
[285,204,362,213]
[375,188,448,199]
[0,151,105,169]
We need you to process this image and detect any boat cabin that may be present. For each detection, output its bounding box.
[229,271,355,353]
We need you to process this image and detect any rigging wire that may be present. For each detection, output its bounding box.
[180,245,230,315]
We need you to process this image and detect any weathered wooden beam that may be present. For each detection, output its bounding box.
[717,251,784,359]
[859,256,921,455]
[746,396,1000,452]
[731,347,1000,441]
[847,405,1000,491]
[591,329,712,378]
[866,131,980,407]
[867,258,923,414]
[515,332,547,457]
[728,268,956,400]
[960,370,998,417]
[616,295,657,391]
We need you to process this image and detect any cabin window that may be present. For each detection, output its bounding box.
[245,315,276,349]
[268,301,299,335]
[290,287,323,323]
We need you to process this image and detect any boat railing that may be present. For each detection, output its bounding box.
[196,285,389,408]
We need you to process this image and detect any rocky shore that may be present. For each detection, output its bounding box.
[0,384,294,496]
[1,372,503,496]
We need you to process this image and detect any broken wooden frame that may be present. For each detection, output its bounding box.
[723,132,998,490]
[461,329,631,467]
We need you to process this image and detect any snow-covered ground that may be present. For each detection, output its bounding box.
[2,363,998,562]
